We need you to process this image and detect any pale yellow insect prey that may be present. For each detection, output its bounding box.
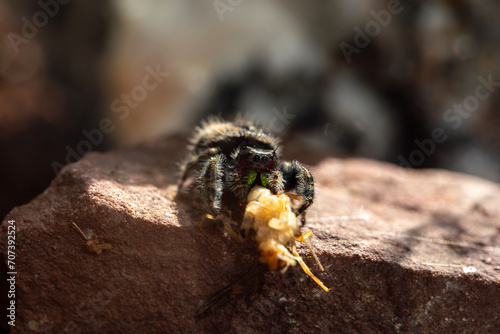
[242,186,329,291]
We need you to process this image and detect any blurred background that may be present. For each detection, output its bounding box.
[1,0,500,220]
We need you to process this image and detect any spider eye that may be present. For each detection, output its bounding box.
[253,155,260,162]
[261,156,268,163]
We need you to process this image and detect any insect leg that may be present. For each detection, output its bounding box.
[196,257,267,316]
[292,248,329,292]
[202,213,244,242]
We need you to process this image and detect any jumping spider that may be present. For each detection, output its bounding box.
[178,117,314,226]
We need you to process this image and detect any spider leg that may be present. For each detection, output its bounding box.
[178,152,199,191]
[228,171,251,201]
[178,148,220,191]
[266,169,285,195]
[194,154,226,219]
[278,160,315,215]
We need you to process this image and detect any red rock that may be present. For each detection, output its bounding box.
[1,136,499,333]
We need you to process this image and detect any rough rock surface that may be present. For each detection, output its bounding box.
[1,135,500,333]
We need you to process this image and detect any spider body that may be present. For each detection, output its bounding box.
[179,117,314,221]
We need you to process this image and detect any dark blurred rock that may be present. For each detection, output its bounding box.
[0,0,114,219]
[1,135,499,333]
